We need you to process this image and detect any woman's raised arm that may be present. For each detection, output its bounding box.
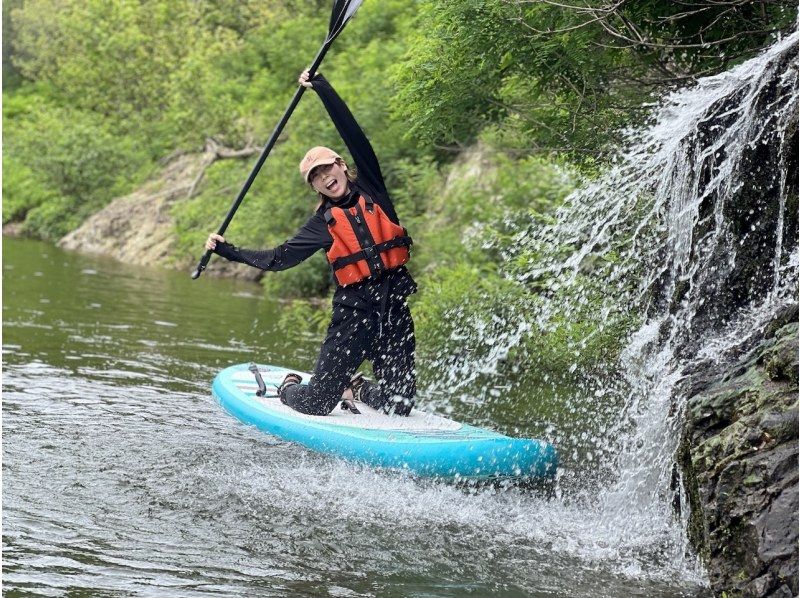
[299,70,387,197]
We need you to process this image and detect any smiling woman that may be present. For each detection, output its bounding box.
[302,148,353,200]
[205,69,418,421]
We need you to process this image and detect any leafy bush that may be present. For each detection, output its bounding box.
[4,93,148,238]
[2,155,57,226]
[275,297,330,338]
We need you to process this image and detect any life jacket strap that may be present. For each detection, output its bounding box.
[329,236,413,271]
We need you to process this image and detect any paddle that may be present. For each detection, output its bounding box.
[191,0,364,280]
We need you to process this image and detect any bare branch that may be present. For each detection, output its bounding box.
[509,0,787,50]
[187,138,260,199]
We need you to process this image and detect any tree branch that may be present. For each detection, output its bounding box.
[187,137,260,199]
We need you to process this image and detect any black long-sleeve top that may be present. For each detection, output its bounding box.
[214,74,416,311]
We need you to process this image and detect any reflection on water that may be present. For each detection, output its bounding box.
[3,238,709,596]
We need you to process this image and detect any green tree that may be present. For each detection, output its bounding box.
[10,0,246,155]
[4,91,148,239]
[391,0,796,159]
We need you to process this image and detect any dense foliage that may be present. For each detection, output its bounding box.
[393,0,796,159]
[4,0,795,394]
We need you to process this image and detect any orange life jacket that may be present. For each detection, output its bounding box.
[324,195,412,286]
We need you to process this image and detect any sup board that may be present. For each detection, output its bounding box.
[213,363,558,481]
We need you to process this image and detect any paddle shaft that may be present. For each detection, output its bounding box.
[191,43,329,280]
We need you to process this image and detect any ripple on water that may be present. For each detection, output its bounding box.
[2,237,710,596]
[3,363,709,597]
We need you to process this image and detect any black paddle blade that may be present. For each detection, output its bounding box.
[328,0,363,42]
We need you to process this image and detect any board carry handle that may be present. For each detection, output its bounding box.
[249,363,268,397]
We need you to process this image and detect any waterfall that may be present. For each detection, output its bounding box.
[541,31,796,562]
[438,31,798,575]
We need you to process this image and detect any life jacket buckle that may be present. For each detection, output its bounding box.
[362,245,383,275]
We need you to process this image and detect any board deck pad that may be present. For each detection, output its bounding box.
[214,363,558,480]
[228,366,462,432]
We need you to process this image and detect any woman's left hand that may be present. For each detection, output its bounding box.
[298,70,314,88]
[205,233,225,251]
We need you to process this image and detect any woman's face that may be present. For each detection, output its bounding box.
[309,160,349,199]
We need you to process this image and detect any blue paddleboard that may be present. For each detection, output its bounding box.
[213,363,558,481]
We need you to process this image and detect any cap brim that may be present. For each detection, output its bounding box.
[304,157,338,183]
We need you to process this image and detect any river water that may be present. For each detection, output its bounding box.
[3,237,709,596]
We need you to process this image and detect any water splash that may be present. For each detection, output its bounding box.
[445,31,798,574]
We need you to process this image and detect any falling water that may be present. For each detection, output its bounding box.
[445,31,798,570]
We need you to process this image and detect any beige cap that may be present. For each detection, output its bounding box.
[299,146,342,182]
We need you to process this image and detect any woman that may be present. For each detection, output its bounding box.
[206,70,417,417]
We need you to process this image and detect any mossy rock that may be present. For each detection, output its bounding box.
[680,317,798,595]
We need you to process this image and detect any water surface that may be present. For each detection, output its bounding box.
[3,237,709,596]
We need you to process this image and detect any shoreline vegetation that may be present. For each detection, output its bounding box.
[4,1,797,594]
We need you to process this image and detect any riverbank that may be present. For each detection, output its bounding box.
[54,143,262,281]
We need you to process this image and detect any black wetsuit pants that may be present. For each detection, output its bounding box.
[282,300,416,416]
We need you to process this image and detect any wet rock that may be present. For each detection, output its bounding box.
[2,221,25,237]
[769,586,794,598]
[757,485,799,561]
[765,304,799,339]
[746,572,775,597]
[763,323,799,384]
[679,318,799,596]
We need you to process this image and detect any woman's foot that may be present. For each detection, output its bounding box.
[383,396,415,417]
[277,373,302,404]
[348,373,415,416]
[347,372,368,402]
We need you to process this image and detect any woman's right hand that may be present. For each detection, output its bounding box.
[205,233,225,251]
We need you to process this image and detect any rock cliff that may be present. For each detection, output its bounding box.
[57,140,260,281]
[679,304,798,597]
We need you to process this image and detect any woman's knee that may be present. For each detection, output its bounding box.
[282,383,337,416]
